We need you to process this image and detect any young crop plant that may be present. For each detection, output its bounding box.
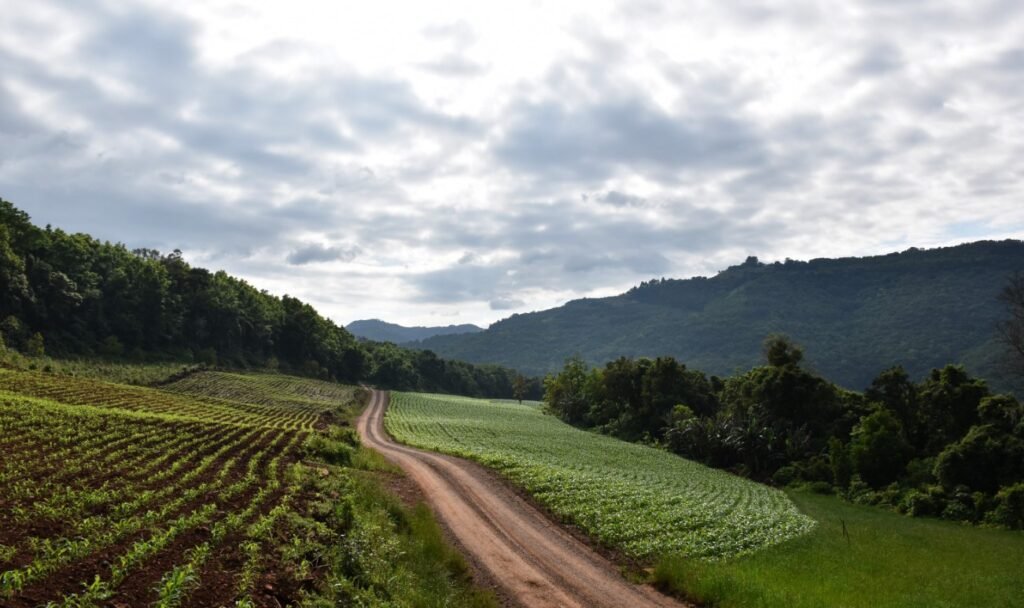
[386,392,816,560]
[1,367,491,607]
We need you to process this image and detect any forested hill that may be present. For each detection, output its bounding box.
[346,319,483,343]
[0,199,540,398]
[415,241,1024,392]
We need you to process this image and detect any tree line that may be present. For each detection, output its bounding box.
[0,199,542,399]
[544,335,1024,529]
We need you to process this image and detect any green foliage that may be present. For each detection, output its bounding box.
[917,365,990,452]
[0,198,536,400]
[0,367,493,606]
[387,392,814,559]
[763,334,804,367]
[417,240,1024,394]
[25,332,44,357]
[934,424,1024,493]
[850,408,912,488]
[653,490,1024,608]
[989,483,1024,529]
[828,437,853,491]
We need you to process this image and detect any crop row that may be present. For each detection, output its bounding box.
[386,392,816,559]
[0,370,317,430]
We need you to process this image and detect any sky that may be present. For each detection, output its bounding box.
[1,0,1023,328]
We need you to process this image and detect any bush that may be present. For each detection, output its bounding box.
[989,483,1024,529]
[903,457,936,487]
[806,481,834,495]
[25,332,45,357]
[303,426,360,467]
[99,336,124,357]
[942,500,973,522]
[195,347,217,365]
[901,489,941,517]
[772,465,797,487]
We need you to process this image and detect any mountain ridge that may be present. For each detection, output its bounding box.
[411,240,1024,392]
[347,318,484,344]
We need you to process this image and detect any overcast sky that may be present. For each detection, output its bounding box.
[2,1,1023,327]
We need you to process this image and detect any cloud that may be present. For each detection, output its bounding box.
[286,243,362,265]
[493,97,765,183]
[490,297,525,310]
[1,0,1022,327]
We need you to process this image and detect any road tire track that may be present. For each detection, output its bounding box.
[356,390,690,608]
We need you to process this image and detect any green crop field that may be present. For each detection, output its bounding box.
[385,392,815,559]
[0,369,494,608]
[387,392,1024,607]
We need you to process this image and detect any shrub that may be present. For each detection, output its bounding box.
[806,481,834,495]
[99,336,124,357]
[989,483,1024,529]
[25,332,45,357]
[303,426,359,467]
[772,465,797,487]
[901,489,940,517]
[195,348,217,365]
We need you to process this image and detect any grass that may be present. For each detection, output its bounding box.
[386,392,814,559]
[654,490,1024,608]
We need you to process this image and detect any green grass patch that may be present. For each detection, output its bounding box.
[386,392,814,559]
[654,490,1024,608]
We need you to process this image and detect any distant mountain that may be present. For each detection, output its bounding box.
[347,319,484,344]
[417,241,1024,392]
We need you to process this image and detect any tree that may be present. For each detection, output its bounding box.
[829,437,853,491]
[998,271,1024,376]
[25,332,45,357]
[763,334,804,367]
[851,408,911,488]
[512,375,528,404]
[866,366,921,448]
[544,355,592,424]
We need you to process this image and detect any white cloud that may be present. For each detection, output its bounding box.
[1,0,1023,327]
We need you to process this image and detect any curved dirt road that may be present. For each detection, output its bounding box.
[356,390,688,608]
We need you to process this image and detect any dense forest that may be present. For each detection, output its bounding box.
[346,319,483,344]
[0,199,541,399]
[544,337,1024,529]
[415,242,1024,394]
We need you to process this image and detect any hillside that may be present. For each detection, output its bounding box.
[346,319,483,343]
[414,241,1024,391]
[0,198,539,399]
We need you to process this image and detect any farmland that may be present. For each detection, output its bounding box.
[386,391,1024,607]
[385,392,815,559]
[0,368,494,607]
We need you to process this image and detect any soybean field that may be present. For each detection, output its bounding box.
[385,392,815,559]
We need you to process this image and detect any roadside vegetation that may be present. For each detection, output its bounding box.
[0,366,495,607]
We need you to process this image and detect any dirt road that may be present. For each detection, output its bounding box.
[356,390,688,608]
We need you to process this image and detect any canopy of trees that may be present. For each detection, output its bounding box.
[0,199,541,399]
[544,335,1024,529]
